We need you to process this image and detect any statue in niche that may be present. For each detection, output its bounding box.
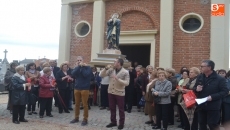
[106,13,121,50]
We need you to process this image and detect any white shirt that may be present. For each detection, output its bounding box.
[99,71,109,85]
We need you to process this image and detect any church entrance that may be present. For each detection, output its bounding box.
[119,44,150,68]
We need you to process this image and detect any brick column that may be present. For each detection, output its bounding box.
[90,0,105,60]
[58,4,72,66]
[159,0,174,68]
[210,0,229,70]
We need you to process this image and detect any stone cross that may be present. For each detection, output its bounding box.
[3,49,7,59]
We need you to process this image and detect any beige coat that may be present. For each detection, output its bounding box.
[177,78,189,104]
[100,67,130,96]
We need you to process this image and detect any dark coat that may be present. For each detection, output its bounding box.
[168,76,178,90]
[71,66,92,90]
[55,70,72,90]
[53,66,60,78]
[223,78,230,103]
[4,69,16,90]
[11,76,28,105]
[193,71,228,110]
[126,69,136,89]
[135,73,148,92]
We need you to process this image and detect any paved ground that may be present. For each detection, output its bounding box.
[0,94,225,130]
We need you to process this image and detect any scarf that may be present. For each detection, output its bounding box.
[14,73,25,81]
[186,76,197,89]
[146,79,157,93]
[29,69,36,74]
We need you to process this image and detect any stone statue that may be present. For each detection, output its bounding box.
[106,13,121,50]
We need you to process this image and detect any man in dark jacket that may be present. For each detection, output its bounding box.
[125,66,136,113]
[4,62,17,112]
[49,60,60,107]
[194,60,228,130]
[70,56,91,126]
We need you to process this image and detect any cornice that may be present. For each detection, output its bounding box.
[62,0,106,5]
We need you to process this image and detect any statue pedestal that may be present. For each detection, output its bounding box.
[90,49,131,68]
[103,49,121,54]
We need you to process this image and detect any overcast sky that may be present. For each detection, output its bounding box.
[0,0,61,62]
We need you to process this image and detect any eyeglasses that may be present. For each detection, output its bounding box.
[77,60,82,61]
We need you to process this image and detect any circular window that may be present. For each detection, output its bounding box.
[179,13,204,33]
[74,21,91,37]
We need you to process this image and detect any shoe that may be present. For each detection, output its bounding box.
[177,124,183,128]
[13,121,20,124]
[145,120,153,124]
[151,123,157,126]
[81,120,88,126]
[161,128,167,130]
[32,111,37,114]
[47,115,53,117]
[40,116,43,118]
[152,126,161,129]
[28,112,32,115]
[100,107,106,110]
[80,106,83,110]
[68,108,73,111]
[65,110,70,113]
[137,109,141,112]
[177,118,181,122]
[118,125,124,129]
[168,122,174,125]
[70,119,79,124]
[127,110,131,113]
[106,123,117,128]
[19,119,28,122]
[59,111,63,114]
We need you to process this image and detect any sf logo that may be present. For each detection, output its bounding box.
[211,4,225,16]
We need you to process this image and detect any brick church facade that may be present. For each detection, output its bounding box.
[58,0,229,72]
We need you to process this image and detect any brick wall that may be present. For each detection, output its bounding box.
[69,3,93,68]
[173,0,210,72]
[69,0,210,72]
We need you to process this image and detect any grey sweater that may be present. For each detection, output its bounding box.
[153,79,172,104]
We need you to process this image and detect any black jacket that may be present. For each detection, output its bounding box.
[126,69,136,89]
[193,71,228,110]
[11,76,28,105]
[55,70,72,89]
[53,66,60,78]
[223,78,230,103]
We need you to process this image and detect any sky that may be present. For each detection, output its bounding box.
[0,0,61,62]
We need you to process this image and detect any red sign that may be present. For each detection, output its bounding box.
[211,4,225,16]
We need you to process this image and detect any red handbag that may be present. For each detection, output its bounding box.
[183,90,197,108]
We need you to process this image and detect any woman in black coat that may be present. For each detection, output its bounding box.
[11,66,31,124]
[55,63,73,113]
[4,62,17,114]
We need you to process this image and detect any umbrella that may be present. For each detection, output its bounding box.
[54,89,69,113]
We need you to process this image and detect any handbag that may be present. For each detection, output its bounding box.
[139,96,145,106]
[153,95,161,104]
[183,90,196,108]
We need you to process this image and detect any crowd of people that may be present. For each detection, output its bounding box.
[3,57,230,130]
